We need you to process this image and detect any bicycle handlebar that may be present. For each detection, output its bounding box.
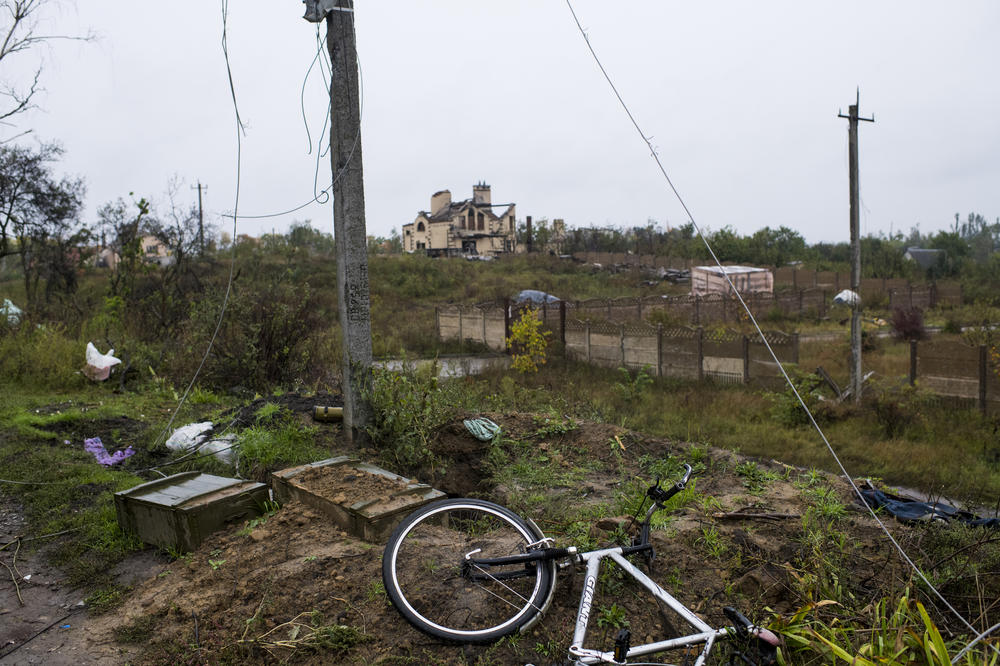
[647,463,693,506]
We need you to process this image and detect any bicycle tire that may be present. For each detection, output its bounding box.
[382,498,555,644]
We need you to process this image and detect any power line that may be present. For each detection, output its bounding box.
[218,23,365,225]
[148,0,243,454]
[562,0,993,649]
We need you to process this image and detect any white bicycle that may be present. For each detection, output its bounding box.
[382,464,781,665]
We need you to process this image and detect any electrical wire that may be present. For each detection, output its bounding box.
[147,0,243,455]
[300,26,324,155]
[217,6,364,224]
[563,0,995,651]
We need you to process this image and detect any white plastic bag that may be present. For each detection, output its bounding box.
[198,435,237,465]
[1,298,22,325]
[83,342,122,381]
[165,422,214,453]
[833,289,861,307]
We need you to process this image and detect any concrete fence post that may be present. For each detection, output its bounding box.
[620,324,626,367]
[697,327,704,381]
[656,324,663,378]
[742,335,750,384]
[559,301,567,346]
[909,340,917,386]
[503,298,511,352]
[980,345,988,413]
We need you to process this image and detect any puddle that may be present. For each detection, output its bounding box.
[374,355,510,378]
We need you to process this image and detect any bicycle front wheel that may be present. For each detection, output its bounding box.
[382,498,555,644]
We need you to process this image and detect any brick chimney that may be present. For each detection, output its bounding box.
[430,190,451,214]
[472,182,491,205]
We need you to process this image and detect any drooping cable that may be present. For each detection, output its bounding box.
[148,0,243,454]
[300,26,324,155]
[563,0,994,648]
[218,7,365,224]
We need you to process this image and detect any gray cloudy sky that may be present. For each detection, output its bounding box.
[10,1,1000,244]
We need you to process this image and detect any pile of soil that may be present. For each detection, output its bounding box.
[296,466,409,506]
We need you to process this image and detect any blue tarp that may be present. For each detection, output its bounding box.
[861,487,999,528]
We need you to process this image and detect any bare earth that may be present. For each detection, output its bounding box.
[2,412,913,665]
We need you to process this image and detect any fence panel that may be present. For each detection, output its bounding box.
[660,327,700,379]
[702,330,744,383]
[815,271,840,290]
[935,282,962,306]
[437,307,461,342]
[916,340,979,400]
[773,266,796,287]
[564,319,588,361]
[484,311,507,351]
[623,322,659,370]
[588,321,623,368]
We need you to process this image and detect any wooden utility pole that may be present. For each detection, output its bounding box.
[305,0,373,444]
[191,181,207,255]
[838,90,874,404]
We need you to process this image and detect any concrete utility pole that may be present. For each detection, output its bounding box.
[304,0,373,444]
[191,181,207,255]
[838,90,874,404]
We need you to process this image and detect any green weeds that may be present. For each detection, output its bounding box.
[735,460,778,494]
[237,416,325,479]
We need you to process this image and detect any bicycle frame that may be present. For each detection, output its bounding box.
[568,545,733,666]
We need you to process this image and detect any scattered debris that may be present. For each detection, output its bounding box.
[165,422,214,453]
[83,342,121,381]
[833,289,861,307]
[860,482,999,528]
[463,417,500,441]
[312,406,343,422]
[1,298,22,325]
[165,422,236,465]
[83,437,134,466]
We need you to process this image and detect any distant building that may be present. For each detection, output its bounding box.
[402,183,517,256]
[140,235,174,266]
[903,247,945,271]
[691,265,773,297]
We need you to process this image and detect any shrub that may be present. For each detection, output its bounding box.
[769,368,827,427]
[0,322,88,389]
[362,364,457,473]
[867,382,928,439]
[165,277,339,392]
[506,307,550,373]
[890,307,927,341]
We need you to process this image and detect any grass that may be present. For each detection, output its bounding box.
[481,357,1000,505]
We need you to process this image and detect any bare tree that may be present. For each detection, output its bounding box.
[1,0,92,139]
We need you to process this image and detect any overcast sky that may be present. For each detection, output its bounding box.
[8,1,1000,245]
